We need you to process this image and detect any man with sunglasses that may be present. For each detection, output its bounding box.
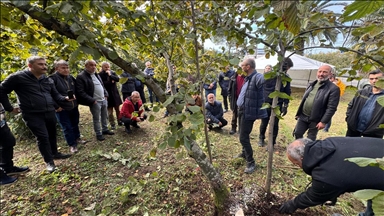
[346,69,384,138]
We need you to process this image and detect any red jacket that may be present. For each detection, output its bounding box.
[119,98,143,121]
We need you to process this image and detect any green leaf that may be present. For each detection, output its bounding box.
[282,3,300,35]
[77,35,88,43]
[61,2,73,14]
[158,141,167,150]
[345,157,384,169]
[341,1,384,22]
[109,50,119,60]
[148,114,155,122]
[126,205,139,215]
[168,136,176,147]
[152,105,160,112]
[353,190,384,200]
[184,137,191,151]
[229,57,240,66]
[261,103,270,109]
[149,148,157,157]
[372,192,384,216]
[163,95,175,107]
[189,112,204,125]
[187,105,201,113]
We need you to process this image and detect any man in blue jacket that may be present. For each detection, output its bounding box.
[280,137,384,215]
[0,56,72,172]
[236,58,267,174]
[205,93,227,130]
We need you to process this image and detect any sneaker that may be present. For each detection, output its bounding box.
[5,166,30,176]
[111,125,116,130]
[102,130,115,135]
[53,152,72,160]
[244,163,256,174]
[258,139,266,147]
[70,146,78,153]
[118,121,123,126]
[77,138,88,145]
[229,129,236,135]
[97,135,105,141]
[0,174,18,185]
[46,161,56,173]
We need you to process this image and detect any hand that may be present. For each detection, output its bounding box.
[279,200,297,214]
[65,96,75,101]
[316,122,326,130]
[281,106,288,116]
[56,107,63,112]
[218,122,222,126]
[106,70,111,76]
[136,118,142,122]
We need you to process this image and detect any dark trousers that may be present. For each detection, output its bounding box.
[207,117,228,129]
[324,119,332,131]
[0,123,15,171]
[346,126,383,138]
[222,95,228,110]
[22,111,57,163]
[259,106,280,145]
[121,115,147,129]
[294,114,319,141]
[56,107,81,147]
[238,108,255,165]
[147,88,159,104]
[231,105,239,131]
[135,86,146,103]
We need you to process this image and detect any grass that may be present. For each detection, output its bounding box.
[0,87,365,216]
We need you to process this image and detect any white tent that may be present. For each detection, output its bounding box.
[254,51,334,88]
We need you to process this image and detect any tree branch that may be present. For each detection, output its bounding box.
[234,28,278,53]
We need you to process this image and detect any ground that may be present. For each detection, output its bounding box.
[0,87,365,216]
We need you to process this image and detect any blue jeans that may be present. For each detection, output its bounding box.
[89,100,109,136]
[56,107,81,147]
[147,88,159,104]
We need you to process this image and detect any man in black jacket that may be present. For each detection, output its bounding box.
[279,137,384,215]
[218,66,235,112]
[346,69,384,138]
[50,60,87,153]
[0,56,71,172]
[294,65,340,141]
[228,71,245,135]
[76,60,114,141]
[205,93,227,130]
[259,59,292,148]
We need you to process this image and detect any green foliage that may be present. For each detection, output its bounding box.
[341,1,384,22]
[345,157,384,171]
[306,51,355,71]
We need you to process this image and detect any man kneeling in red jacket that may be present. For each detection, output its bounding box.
[119,91,147,134]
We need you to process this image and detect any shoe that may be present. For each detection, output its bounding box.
[234,153,246,159]
[125,128,132,134]
[258,139,266,147]
[244,163,256,174]
[102,130,115,135]
[5,166,30,176]
[111,125,116,130]
[70,146,78,153]
[229,129,236,135]
[77,138,88,145]
[46,161,56,173]
[0,174,18,185]
[118,121,123,126]
[132,124,140,129]
[53,152,71,160]
[97,135,105,141]
[323,129,329,132]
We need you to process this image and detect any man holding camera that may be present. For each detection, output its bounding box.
[50,60,87,153]
[119,91,147,134]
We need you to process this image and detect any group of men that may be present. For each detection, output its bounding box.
[0,57,149,184]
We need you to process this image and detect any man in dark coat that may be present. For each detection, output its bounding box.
[346,69,384,138]
[236,58,267,174]
[0,56,71,172]
[228,71,245,135]
[259,59,292,148]
[205,93,227,130]
[99,62,123,130]
[76,60,114,141]
[50,60,87,153]
[280,137,384,215]
[218,66,235,112]
[294,65,340,141]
